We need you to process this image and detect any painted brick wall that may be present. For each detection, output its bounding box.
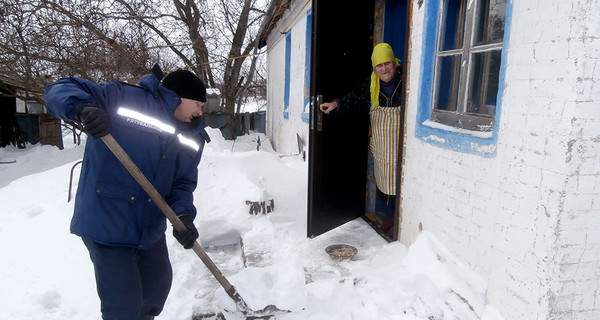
[265,1,311,156]
[266,38,285,151]
[401,1,599,319]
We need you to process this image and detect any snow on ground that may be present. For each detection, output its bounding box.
[0,129,505,320]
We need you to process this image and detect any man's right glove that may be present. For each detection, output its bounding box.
[173,215,199,249]
[75,106,111,138]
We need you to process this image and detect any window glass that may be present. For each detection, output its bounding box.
[434,55,461,111]
[474,0,506,45]
[440,0,466,51]
[431,0,506,131]
[467,50,501,116]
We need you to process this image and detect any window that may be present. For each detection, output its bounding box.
[302,9,312,124]
[283,32,292,119]
[416,0,511,156]
[431,0,506,132]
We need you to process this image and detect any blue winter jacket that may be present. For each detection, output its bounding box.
[44,68,209,249]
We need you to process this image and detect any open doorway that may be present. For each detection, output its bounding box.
[307,0,410,241]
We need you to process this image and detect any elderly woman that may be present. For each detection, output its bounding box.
[320,43,403,237]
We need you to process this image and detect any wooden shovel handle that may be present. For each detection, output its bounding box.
[100,134,247,309]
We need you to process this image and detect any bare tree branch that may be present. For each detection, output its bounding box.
[0,0,268,113]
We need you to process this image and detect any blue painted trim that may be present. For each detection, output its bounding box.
[383,0,407,61]
[302,9,312,123]
[283,31,292,120]
[415,0,513,158]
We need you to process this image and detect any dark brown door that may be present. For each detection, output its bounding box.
[307,0,375,238]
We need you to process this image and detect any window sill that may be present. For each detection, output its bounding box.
[416,120,498,157]
[422,120,493,139]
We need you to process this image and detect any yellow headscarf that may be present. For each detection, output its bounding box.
[370,43,400,109]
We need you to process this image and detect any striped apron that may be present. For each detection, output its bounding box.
[369,106,402,195]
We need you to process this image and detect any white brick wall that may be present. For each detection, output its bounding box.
[401,1,600,319]
[265,1,311,156]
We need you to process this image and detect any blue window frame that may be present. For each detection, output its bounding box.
[416,0,512,157]
[283,31,292,119]
[302,9,312,123]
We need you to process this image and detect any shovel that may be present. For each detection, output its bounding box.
[100,133,286,319]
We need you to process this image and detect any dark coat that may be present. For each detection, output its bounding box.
[336,71,403,113]
[44,70,208,249]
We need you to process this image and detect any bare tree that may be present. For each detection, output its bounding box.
[0,0,268,114]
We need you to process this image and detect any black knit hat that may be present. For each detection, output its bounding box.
[161,70,207,102]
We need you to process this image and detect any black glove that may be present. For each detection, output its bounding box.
[173,215,198,249]
[75,106,111,138]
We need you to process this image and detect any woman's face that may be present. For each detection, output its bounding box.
[174,98,204,122]
[374,61,396,83]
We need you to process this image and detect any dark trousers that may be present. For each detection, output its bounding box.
[376,188,396,212]
[83,236,173,320]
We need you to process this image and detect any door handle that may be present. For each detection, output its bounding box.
[317,95,323,132]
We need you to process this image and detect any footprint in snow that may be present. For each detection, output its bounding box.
[36,290,62,310]
[26,206,44,218]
